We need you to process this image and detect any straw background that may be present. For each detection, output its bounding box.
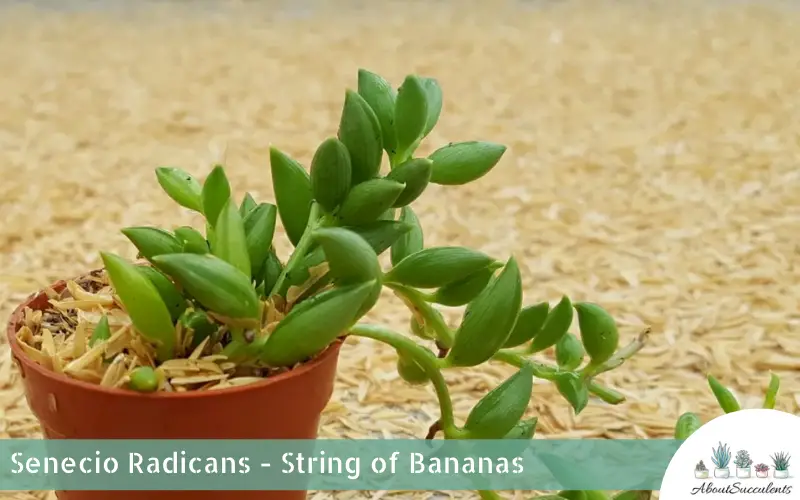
[1,0,799,498]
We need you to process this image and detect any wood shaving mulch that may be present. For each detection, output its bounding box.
[2,1,800,499]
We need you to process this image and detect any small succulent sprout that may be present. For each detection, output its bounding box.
[529,295,573,354]
[707,375,741,413]
[763,372,780,409]
[310,137,352,214]
[384,246,495,289]
[151,253,260,321]
[336,178,406,226]
[337,89,383,185]
[88,313,111,347]
[446,257,523,367]
[674,412,702,440]
[428,141,507,186]
[270,147,313,247]
[555,332,585,371]
[258,280,376,367]
[100,252,176,362]
[121,226,183,262]
[357,69,398,157]
[135,265,187,323]
[574,302,619,367]
[239,192,257,218]
[174,226,209,254]
[201,165,232,230]
[242,203,278,277]
[179,309,218,349]
[553,372,589,415]
[396,350,429,385]
[385,158,433,207]
[503,301,550,349]
[394,75,429,162]
[462,362,533,439]
[128,366,159,393]
[408,315,435,341]
[155,166,205,214]
[429,264,497,307]
[391,206,424,266]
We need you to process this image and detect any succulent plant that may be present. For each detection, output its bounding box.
[771,452,790,471]
[734,450,752,469]
[696,460,708,472]
[711,442,732,469]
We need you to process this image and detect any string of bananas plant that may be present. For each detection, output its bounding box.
[98,68,672,499]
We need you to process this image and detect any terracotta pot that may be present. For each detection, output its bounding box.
[7,277,344,500]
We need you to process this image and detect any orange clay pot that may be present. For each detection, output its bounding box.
[7,277,343,500]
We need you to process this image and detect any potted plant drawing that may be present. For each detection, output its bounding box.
[771,452,790,479]
[695,460,709,479]
[734,450,753,478]
[711,442,732,478]
[5,68,652,500]
[755,463,770,478]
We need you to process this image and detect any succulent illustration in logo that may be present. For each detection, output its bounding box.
[711,442,732,478]
[695,460,709,479]
[734,449,753,478]
[771,452,790,479]
[755,463,769,478]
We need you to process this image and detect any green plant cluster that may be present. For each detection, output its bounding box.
[92,68,696,500]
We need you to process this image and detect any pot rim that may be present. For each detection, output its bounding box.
[7,275,345,400]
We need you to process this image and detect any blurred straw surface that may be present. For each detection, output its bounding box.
[1,0,799,499]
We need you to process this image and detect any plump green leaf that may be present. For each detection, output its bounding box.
[503,417,538,440]
[385,158,432,207]
[89,313,111,347]
[707,375,741,413]
[343,221,412,256]
[394,75,428,159]
[384,246,494,289]
[336,178,405,226]
[239,192,257,218]
[211,199,251,279]
[428,141,507,185]
[270,147,313,247]
[430,264,497,307]
[446,257,523,367]
[555,332,585,371]
[557,492,587,500]
[391,206,423,266]
[313,228,381,285]
[338,90,383,185]
[180,309,219,349]
[174,226,209,254]
[504,301,550,348]
[358,69,398,159]
[100,252,175,362]
[463,362,533,439]
[128,366,159,393]
[530,296,573,353]
[121,227,183,262]
[553,372,589,415]
[311,137,352,213]
[243,203,278,276]
[155,167,204,213]
[259,281,376,367]
[396,349,430,385]
[151,253,260,320]
[574,302,619,366]
[261,248,284,296]
[201,165,232,228]
[135,265,188,323]
[763,372,781,409]
[420,77,442,138]
[674,412,702,440]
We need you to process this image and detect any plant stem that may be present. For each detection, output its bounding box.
[349,324,461,436]
[492,349,626,404]
[268,203,322,297]
[384,282,455,347]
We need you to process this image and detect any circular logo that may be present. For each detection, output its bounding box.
[660,409,799,500]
